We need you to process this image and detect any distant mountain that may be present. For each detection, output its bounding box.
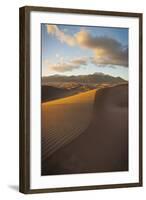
[42,73,126,85]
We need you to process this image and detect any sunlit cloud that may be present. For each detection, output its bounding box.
[46,25,128,67]
[47,25,76,46]
[43,57,88,73]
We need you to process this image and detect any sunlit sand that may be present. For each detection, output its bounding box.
[42,89,97,160]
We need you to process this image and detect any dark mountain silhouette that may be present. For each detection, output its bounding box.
[42,73,126,85]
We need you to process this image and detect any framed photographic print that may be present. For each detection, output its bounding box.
[19,6,142,194]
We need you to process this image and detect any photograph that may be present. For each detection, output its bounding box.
[41,24,129,176]
[19,6,142,193]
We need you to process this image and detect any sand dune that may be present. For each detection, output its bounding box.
[42,84,128,175]
[41,89,97,162]
[42,85,67,102]
[42,85,78,102]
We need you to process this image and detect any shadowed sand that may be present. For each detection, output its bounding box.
[42,85,81,102]
[42,84,128,175]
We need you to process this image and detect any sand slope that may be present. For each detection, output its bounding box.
[42,84,128,175]
[41,89,97,161]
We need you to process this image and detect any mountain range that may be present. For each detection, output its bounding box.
[42,73,126,85]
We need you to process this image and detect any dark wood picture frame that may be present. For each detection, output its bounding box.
[19,6,143,194]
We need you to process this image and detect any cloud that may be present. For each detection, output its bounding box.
[43,57,88,72]
[70,57,88,65]
[46,25,128,67]
[46,25,76,46]
[90,47,128,67]
[75,31,128,67]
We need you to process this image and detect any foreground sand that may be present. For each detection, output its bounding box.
[42,89,97,161]
[42,84,128,175]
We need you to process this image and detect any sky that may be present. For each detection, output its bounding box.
[41,24,128,80]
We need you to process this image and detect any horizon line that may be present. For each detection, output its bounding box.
[42,72,127,81]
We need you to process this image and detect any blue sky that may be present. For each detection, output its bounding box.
[41,24,128,80]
